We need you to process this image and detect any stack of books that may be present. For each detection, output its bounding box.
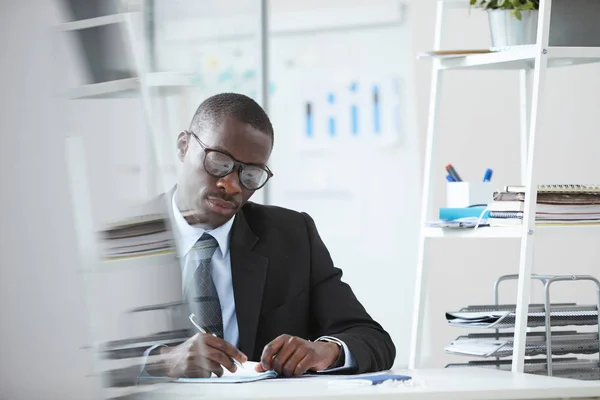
[99,214,174,260]
[488,184,600,226]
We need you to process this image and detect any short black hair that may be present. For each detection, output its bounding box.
[189,93,274,148]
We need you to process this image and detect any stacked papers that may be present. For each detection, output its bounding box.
[488,186,600,225]
[445,331,599,358]
[99,214,174,260]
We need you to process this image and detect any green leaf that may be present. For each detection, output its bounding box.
[471,0,538,11]
[514,9,522,20]
[522,1,534,9]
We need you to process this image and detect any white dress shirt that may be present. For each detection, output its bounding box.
[146,191,356,372]
[171,192,240,346]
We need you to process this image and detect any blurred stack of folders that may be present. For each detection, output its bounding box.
[488,184,600,226]
[99,214,174,260]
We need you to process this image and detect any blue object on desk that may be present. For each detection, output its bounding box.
[345,374,412,385]
[439,206,490,221]
[483,168,493,182]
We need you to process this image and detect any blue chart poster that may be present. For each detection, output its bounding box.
[295,76,403,150]
[266,1,411,152]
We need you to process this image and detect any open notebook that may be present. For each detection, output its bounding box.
[158,362,412,385]
[176,361,277,383]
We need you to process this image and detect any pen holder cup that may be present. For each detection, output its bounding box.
[446,182,494,208]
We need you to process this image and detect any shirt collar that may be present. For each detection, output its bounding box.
[171,190,235,258]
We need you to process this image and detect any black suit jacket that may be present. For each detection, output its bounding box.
[226,201,395,373]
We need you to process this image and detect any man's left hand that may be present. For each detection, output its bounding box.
[255,334,340,377]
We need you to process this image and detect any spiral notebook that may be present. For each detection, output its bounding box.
[505,184,600,194]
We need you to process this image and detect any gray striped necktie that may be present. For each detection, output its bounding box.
[187,233,224,338]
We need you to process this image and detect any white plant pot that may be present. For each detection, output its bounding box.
[488,10,538,48]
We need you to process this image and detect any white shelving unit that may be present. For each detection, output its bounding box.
[409,0,600,376]
[436,46,600,70]
[58,4,187,399]
[57,6,179,195]
[60,1,271,398]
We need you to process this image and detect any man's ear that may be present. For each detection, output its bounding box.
[176,131,189,162]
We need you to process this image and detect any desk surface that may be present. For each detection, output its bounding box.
[118,368,600,400]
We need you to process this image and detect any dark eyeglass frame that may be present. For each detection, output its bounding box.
[187,130,274,191]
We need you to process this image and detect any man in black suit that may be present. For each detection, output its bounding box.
[149,93,395,378]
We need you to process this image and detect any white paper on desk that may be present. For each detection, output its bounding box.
[176,361,278,383]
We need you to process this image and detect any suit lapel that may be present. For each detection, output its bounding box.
[230,209,268,359]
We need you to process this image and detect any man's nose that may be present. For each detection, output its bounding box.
[217,169,242,194]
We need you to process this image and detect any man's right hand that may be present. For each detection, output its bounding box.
[158,333,247,378]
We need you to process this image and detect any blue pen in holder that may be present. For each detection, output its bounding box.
[483,168,493,182]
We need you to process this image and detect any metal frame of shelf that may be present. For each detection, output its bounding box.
[409,0,600,375]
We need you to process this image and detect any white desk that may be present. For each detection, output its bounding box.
[117,368,600,400]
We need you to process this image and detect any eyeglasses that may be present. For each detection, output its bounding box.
[188,131,273,191]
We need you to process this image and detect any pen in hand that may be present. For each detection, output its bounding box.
[188,313,216,336]
[189,313,244,370]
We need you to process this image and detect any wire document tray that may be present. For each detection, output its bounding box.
[444,274,600,379]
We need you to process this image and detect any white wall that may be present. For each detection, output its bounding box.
[0,1,98,398]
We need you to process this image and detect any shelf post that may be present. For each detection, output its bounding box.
[409,0,446,370]
[121,12,170,197]
[511,0,553,374]
[519,69,532,184]
[64,136,104,399]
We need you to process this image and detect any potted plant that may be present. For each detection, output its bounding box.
[470,0,540,47]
